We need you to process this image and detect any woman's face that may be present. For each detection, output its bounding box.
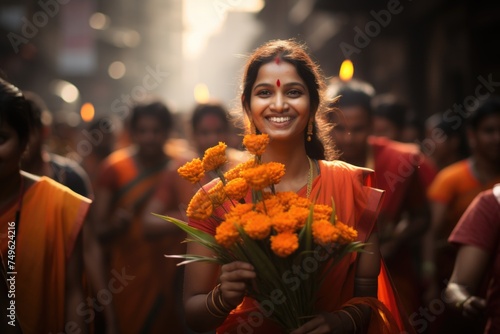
[247,61,310,143]
[131,115,170,157]
[469,114,500,163]
[0,122,23,179]
[194,114,228,154]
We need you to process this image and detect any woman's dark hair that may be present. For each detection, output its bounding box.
[326,78,376,120]
[426,112,469,159]
[238,39,336,160]
[0,78,33,149]
[466,95,500,129]
[191,102,229,131]
[372,93,408,128]
[129,100,174,132]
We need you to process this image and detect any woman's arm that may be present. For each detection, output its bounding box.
[445,245,488,318]
[183,242,256,332]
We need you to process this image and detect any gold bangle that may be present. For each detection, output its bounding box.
[346,305,363,322]
[205,290,226,318]
[215,284,233,313]
[211,286,230,316]
[338,309,357,333]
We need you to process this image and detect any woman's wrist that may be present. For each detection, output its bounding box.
[205,284,234,319]
[214,283,234,313]
[445,282,471,313]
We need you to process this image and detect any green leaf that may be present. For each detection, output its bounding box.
[153,213,229,261]
[165,254,223,266]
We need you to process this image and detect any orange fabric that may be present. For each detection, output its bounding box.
[97,147,185,334]
[428,159,500,239]
[0,176,90,333]
[191,160,413,333]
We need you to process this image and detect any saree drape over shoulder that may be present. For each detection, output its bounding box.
[0,176,91,333]
[190,160,415,334]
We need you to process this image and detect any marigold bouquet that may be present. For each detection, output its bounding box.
[157,134,366,332]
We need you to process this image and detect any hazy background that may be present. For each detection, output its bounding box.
[1,0,499,141]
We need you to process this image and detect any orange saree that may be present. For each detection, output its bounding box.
[191,160,414,333]
[97,147,185,334]
[0,174,91,333]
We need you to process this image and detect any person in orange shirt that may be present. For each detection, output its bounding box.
[90,99,186,333]
[423,95,500,333]
[0,78,90,333]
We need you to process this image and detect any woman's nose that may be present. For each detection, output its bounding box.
[270,93,287,113]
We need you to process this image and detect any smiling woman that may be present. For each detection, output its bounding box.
[179,39,415,334]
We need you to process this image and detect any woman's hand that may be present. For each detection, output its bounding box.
[290,311,351,334]
[219,261,256,309]
[462,296,487,319]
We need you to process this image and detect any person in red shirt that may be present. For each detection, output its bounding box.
[446,183,500,334]
[326,78,438,316]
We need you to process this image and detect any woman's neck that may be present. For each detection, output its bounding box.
[135,149,168,169]
[470,154,500,183]
[262,142,310,193]
[0,171,22,211]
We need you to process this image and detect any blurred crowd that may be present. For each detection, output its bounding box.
[1,69,499,334]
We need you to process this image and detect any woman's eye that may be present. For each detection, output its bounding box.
[287,89,303,97]
[257,90,271,97]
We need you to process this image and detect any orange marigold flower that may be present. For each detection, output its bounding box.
[177,158,205,183]
[288,206,310,229]
[336,221,358,243]
[264,162,286,184]
[271,232,299,258]
[255,196,283,217]
[215,220,240,248]
[240,165,272,190]
[312,204,333,221]
[275,191,300,209]
[243,134,269,156]
[202,142,227,171]
[243,213,271,240]
[224,178,249,201]
[240,211,260,227]
[292,196,312,209]
[208,181,227,206]
[224,203,254,221]
[312,220,338,245]
[272,212,299,233]
[186,191,213,220]
[224,160,256,181]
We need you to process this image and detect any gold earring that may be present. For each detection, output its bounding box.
[307,120,314,142]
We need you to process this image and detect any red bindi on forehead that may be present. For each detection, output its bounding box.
[276,79,281,87]
[274,56,281,65]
